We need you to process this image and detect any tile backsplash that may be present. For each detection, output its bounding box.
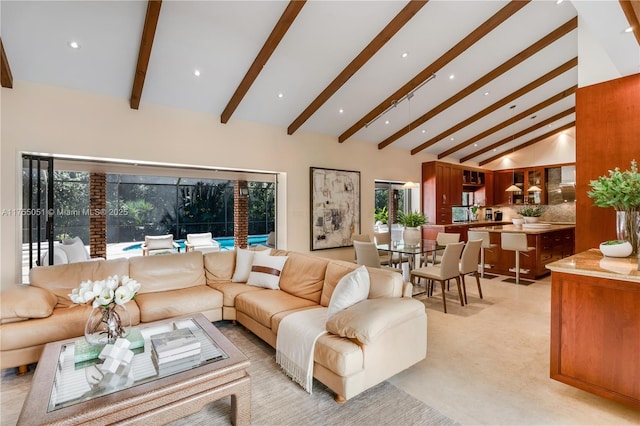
[478,202,576,223]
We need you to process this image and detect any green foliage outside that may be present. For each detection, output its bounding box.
[374,206,388,224]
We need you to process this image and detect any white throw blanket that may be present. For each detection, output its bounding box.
[276,307,328,394]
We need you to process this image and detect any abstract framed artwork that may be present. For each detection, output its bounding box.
[310,167,361,251]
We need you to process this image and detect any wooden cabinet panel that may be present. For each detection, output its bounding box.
[551,271,640,409]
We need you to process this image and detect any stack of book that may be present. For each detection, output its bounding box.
[150,328,202,375]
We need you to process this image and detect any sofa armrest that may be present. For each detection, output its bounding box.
[1,285,57,322]
[326,297,425,345]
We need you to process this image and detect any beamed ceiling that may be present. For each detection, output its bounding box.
[1,0,639,166]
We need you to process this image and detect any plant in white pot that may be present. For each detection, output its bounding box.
[588,159,640,255]
[397,211,427,246]
[518,205,544,223]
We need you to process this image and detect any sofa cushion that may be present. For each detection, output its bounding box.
[0,285,57,321]
[326,298,425,345]
[0,300,140,351]
[278,252,328,304]
[314,333,364,377]
[130,251,205,294]
[232,247,271,282]
[236,290,317,329]
[208,282,264,307]
[30,258,130,308]
[247,255,288,289]
[327,265,369,318]
[134,286,223,323]
[204,250,236,284]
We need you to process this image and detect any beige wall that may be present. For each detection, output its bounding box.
[1,81,437,287]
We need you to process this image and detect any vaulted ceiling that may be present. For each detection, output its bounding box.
[2,1,639,166]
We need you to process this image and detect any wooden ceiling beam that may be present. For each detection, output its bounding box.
[460,107,575,163]
[411,84,576,156]
[287,0,427,135]
[338,0,530,143]
[435,56,577,159]
[1,38,13,89]
[478,121,575,166]
[130,0,162,110]
[619,0,640,45]
[382,17,577,151]
[221,1,306,124]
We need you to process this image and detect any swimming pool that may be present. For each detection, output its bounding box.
[122,235,268,252]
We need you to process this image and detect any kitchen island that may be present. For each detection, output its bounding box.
[546,250,640,409]
[469,223,575,279]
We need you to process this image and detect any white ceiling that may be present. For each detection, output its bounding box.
[2,0,638,165]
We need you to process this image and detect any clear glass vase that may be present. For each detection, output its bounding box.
[85,304,131,346]
[616,210,639,255]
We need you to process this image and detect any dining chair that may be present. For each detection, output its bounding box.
[374,231,406,268]
[467,230,497,278]
[458,239,483,304]
[500,233,535,285]
[353,240,402,274]
[351,233,372,262]
[410,241,465,313]
[432,232,461,265]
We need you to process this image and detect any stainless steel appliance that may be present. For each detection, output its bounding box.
[485,208,493,221]
[494,210,503,221]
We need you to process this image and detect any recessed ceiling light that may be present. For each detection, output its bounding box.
[68,41,80,49]
[548,124,553,128]
[384,120,390,125]
[474,143,478,147]
[450,137,455,141]
[624,26,633,33]
[401,52,409,58]
[277,93,284,99]
[193,69,201,77]
[556,0,563,4]
[421,129,426,134]
[484,92,489,96]
[493,149,497,152]
[339,109,344,114]
[449,74,455,80]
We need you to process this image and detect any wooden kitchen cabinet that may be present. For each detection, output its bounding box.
[422,161,475,225]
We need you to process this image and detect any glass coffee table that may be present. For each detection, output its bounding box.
[18,313,251,425]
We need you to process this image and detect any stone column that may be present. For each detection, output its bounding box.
[234,181,249,249]
[390,189,399,224]
[89,173,107,258]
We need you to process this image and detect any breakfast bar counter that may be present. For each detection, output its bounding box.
[546,250,640,409]
[465,223,576,279]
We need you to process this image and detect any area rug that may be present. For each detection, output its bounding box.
[0,321,458,426]
[171,321,459,425]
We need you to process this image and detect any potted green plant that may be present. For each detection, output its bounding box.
[588,159,640,255]
[397,211,427,246]
[518,205,545,223]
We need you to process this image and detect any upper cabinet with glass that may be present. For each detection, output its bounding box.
[546,165,576,205]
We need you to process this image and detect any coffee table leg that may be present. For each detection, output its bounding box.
[230,376,251,426]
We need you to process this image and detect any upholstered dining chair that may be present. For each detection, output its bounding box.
[410,241,465,313]
[373,231,405,267]
[353,240,402,274]
[458,239,483,304]
[432,232,461,265]
[351,233,372,262]
[467,230,497,278]
[141,234,180,256]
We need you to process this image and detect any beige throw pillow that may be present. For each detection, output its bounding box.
[247,255,288,289]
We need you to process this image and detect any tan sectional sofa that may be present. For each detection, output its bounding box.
[0,249,427,402]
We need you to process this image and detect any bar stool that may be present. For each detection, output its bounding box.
[500,233,535,285]
[467,230,497,278]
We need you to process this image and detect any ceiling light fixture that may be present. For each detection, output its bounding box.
[339,108,344,114]
[624,26,633,33]
[365,73,436,128]
[421,129,426,133]
[401,52,409,58]
[474,143,478,147]
[528,185,542,192]
[449,74,455,80]
[402,181,419,189]
[277,93,284,99]
[193,69,201,77]
[385,120,390,125]
[556,0,563,4]
[68,41,80,49]
[484,92,489,96]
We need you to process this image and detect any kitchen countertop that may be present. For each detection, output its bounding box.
[546,248,640,283]
[471,223,575,234]
[423,221,510,227]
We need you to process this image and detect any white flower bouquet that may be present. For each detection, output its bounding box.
[69,275,141,307]
[70,275,141,344]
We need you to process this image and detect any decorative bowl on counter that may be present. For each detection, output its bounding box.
[599,240,633,258]
[512,218,524,226]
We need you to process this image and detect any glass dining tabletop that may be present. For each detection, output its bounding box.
[376,239,444,268]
